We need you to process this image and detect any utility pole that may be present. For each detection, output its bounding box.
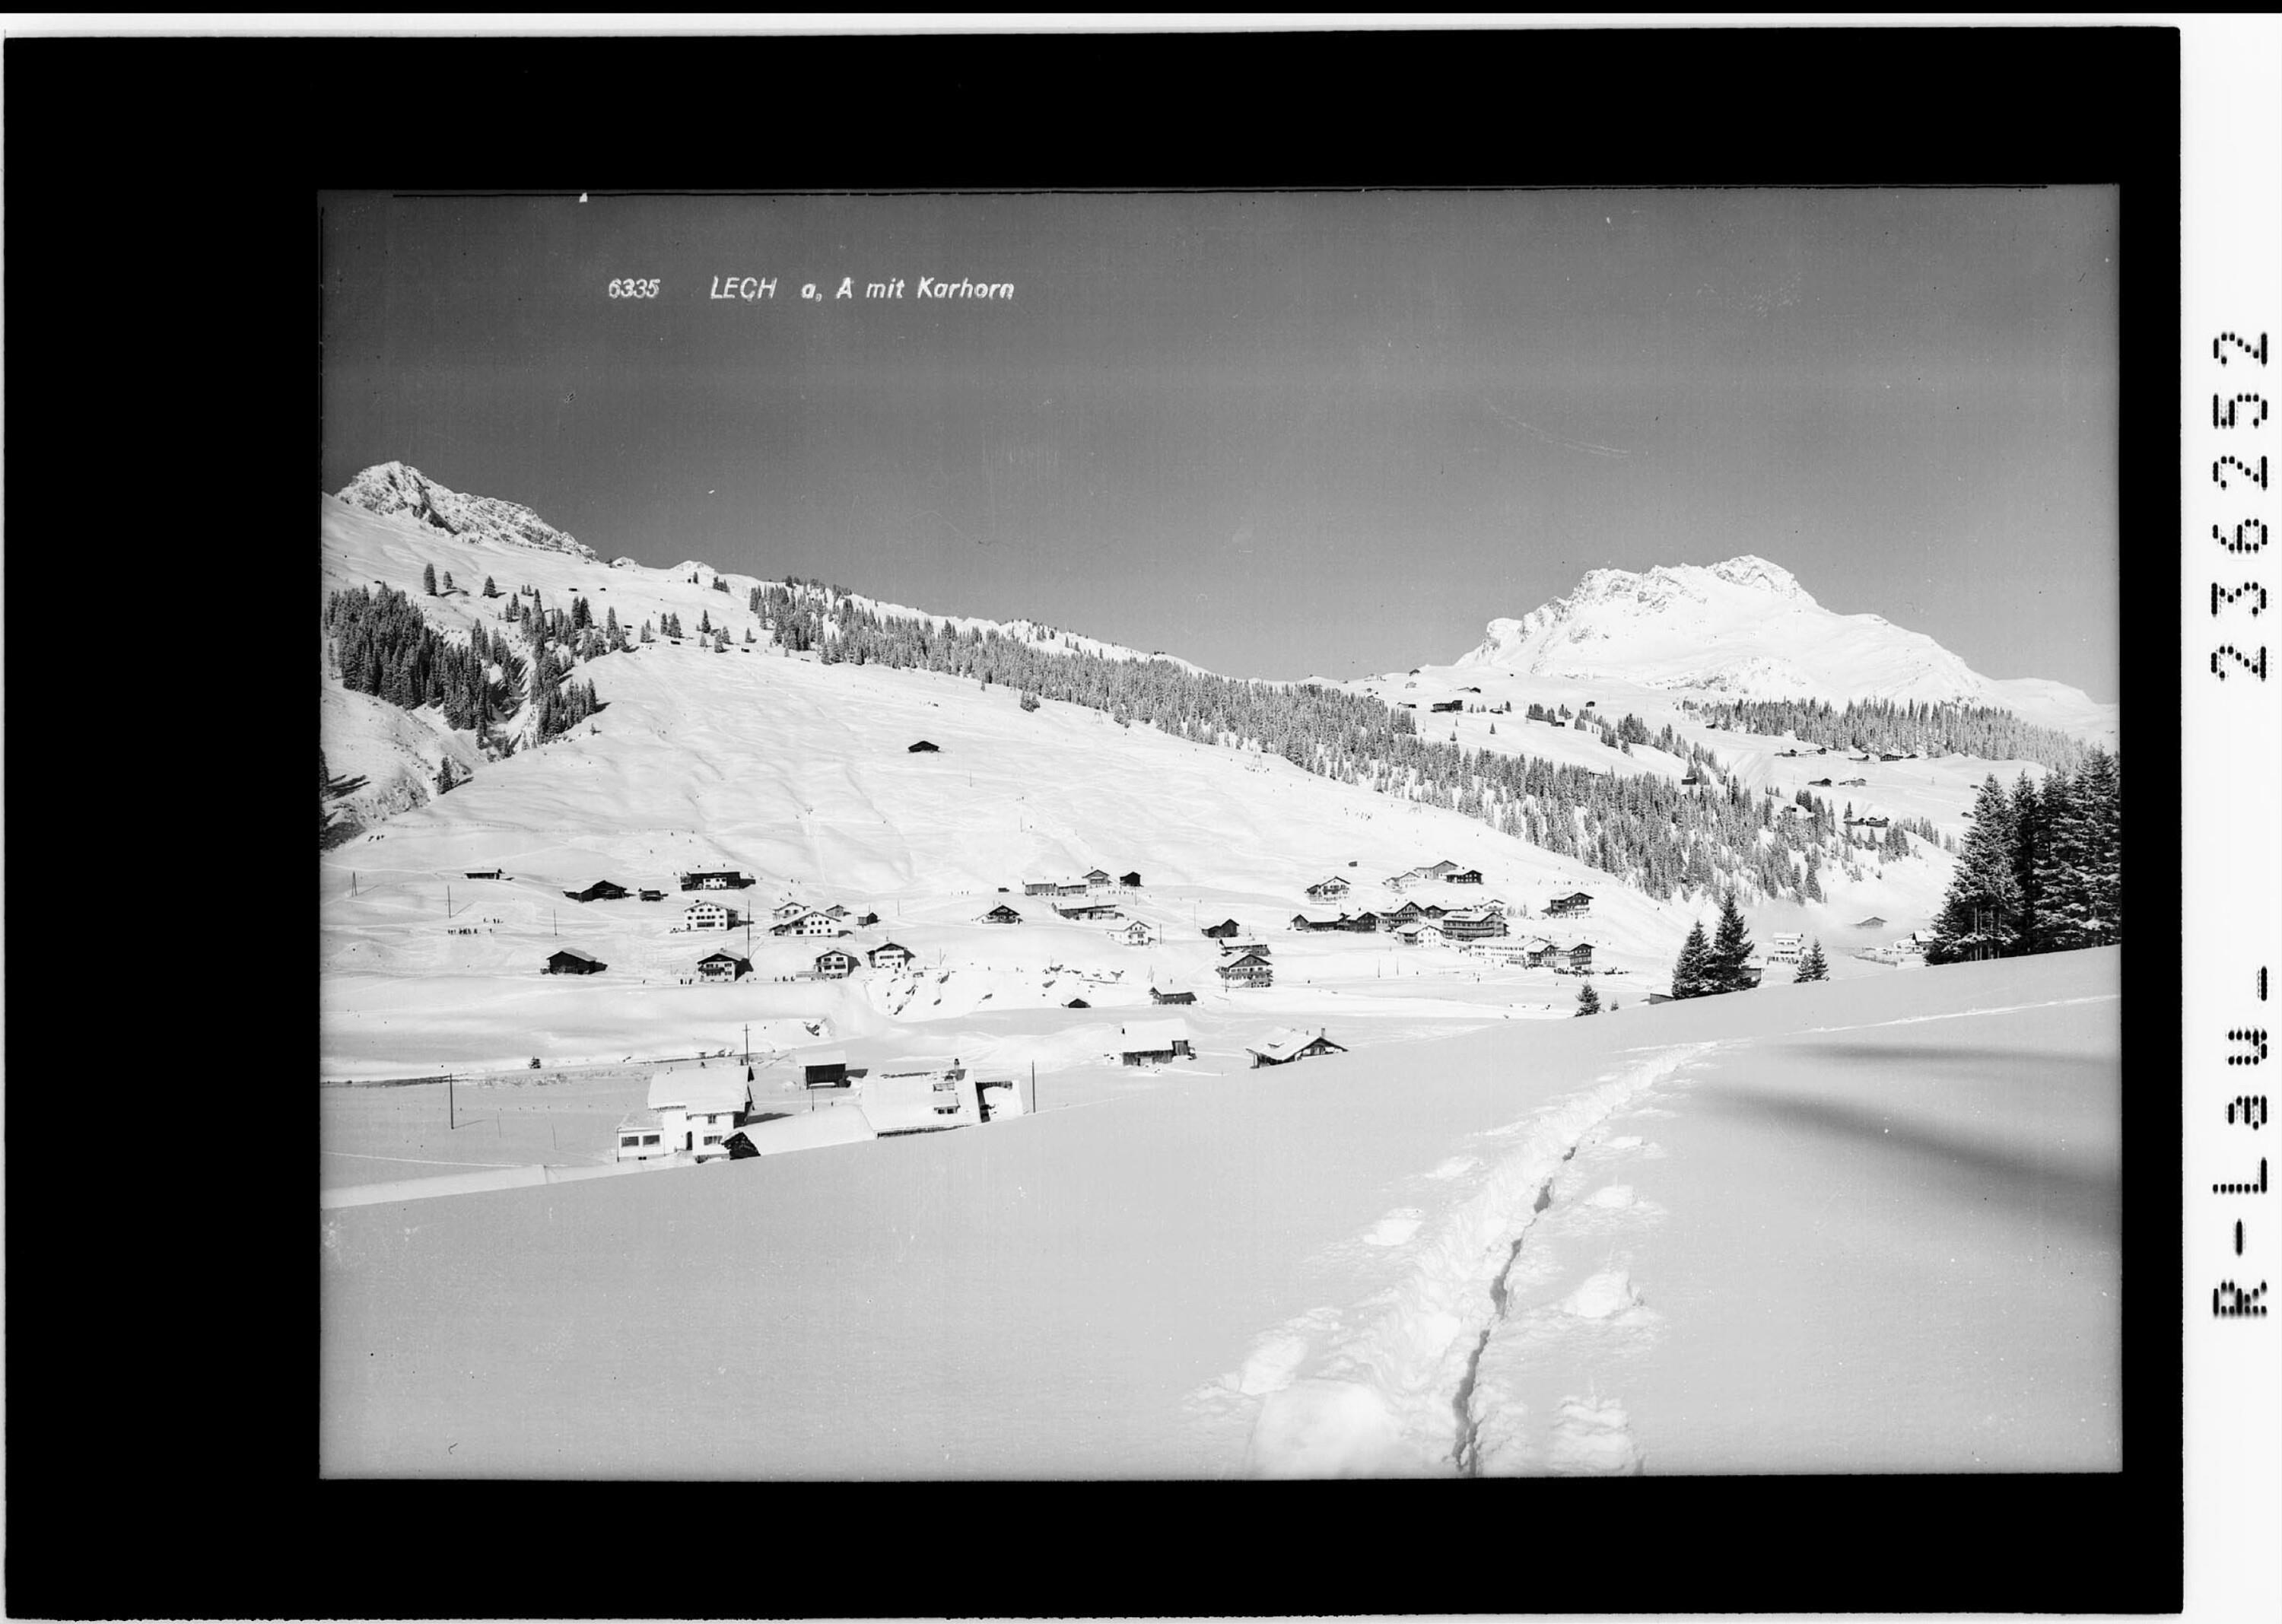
[448,1070,455,1130]
[1031,1060,1038,1115]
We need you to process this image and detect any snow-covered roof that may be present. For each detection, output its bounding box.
[799,1047,848,1070]
[861,1071,975,1133]
[647,1070,752,1116]
[1119,1018,1190,1051]
[1247,1027,1342,1063]
[727,1108,877,1156]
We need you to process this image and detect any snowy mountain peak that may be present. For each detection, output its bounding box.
[1454,555,2108,735]
[335,462,600,562]
[1706,555,1810,599]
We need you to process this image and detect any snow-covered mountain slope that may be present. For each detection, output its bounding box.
[336,462,602,561]
[321,480,1960,1081]
[1452,555,2115,742]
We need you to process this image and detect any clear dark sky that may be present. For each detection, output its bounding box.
[323,187,2118,697]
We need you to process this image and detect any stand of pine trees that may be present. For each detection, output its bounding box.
[324,584,527,736]
[1926,754,2121,962]
[1669,892,1759,997]
[1692,697,2095,774]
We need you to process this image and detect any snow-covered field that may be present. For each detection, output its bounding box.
[320,946,2118,1478]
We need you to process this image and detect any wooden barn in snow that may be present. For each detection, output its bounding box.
[1202,918,1243,939]
[545,948,606,975]
[1117,1019,1193,1066]
[1150,987,1197,1005]
[564,880,629,903]
[980,904,1023,925]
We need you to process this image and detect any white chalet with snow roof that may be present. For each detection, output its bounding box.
[771,910,845,938]
[1460,939,1535,967]
[1115,920,1159,947]
[867,941,916,971]
[1306,876,1352,901]
[612,1110,671,1163]
[770,900,811,924]
[639,1069,751,1156]
[683,899,737,930]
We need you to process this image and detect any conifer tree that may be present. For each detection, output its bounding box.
[483,576,498,598]
[1927,775,2023,963]
[320,746,331,796]
[443,570,456,594]
[1794,939,1829,982]
[1672,920,1711,999]
[699,608,712,635]
[1705,890,1755,992]
[2037,750,2120,949]
[1575,983,1602,1016]
[2009,771,2050,954]
[1804,852,1824,903]
[640,619,653,644]
[422,562,438,596]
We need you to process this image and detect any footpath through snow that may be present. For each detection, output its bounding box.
[1228,1040,1718,1477]
[323,950,2119,1478]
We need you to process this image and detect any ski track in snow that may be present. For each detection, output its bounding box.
[1226,1039,1717,1478]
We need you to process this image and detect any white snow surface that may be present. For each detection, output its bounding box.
[1448,555,2115,741]
[321,949,2118,1478]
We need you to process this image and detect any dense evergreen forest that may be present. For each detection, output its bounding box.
[323,580,598,748]
[1686,697,2096,774]
[1925,755,2122,961]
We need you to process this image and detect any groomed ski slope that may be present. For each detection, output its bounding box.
[321,947,2118,1478]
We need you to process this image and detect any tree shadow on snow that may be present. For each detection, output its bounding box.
[1702,1081,2121,1242]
